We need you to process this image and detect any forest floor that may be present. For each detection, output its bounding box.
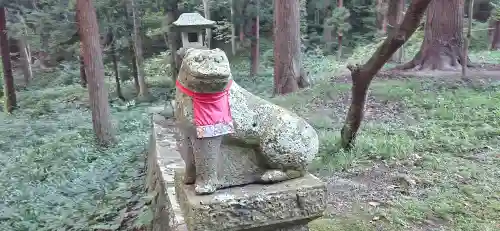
[300,69,500,231]
[0,48,499,230]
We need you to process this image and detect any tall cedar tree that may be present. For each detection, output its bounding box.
[164,0,181,81]
[273,0,308,95]
[0,7,16,113]
[129,0,149,98]
[400,0,468,70]
[337,0,344,59]
[76,0,115,146]
[490,19,500,50]
[387,0,404,62]
[250,0,259,76]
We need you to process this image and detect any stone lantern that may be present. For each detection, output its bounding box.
[173,12,215,49]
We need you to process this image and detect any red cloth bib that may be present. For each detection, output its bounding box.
[176,80,234,138]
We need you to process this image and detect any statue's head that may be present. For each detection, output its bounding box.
[177,48,231,93]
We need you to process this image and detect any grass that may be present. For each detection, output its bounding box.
[299,74,500,230]
[0,69,172,230]
[1,36,499,231]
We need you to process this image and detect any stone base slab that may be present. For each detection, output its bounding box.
[174,170,327,231]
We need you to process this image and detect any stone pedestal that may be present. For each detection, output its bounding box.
[174,170,326,231]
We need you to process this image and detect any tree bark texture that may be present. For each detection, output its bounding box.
[401,0,468,70]
[110,34,124,101]
[273,0,308,95]
[490,20,500,50]
[377,0,388,33]
[165,0,181,81]
[230,0,236,55]
[76,0,115,146]
[17,37,33,85]
[129,0,149,98]
[0,7,16,113]
[388,0,405,62]
[337,0,344,59]
[341,0,432,149]
[323,0,333,52]
[250,0,260,76]
[203,0,212,49]
[79,42,87,87]
[462,0,474,78]
[129,44,140,92]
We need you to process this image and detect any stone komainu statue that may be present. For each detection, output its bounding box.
[174,48,319,195]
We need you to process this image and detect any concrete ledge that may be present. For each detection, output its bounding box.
[175,170,327,231]
[145,131,175,231]
[145,113,187,231]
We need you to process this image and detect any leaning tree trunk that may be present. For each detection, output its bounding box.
[400,0,467,70]
[273,0,308,95]
[490,20,500,50]
[0,7,16,113]
[340,0,432,149]
[76,0,115,146]
[129,0,149,99]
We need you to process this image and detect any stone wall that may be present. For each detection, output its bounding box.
[145,130,175,231]
[144,111,188,231]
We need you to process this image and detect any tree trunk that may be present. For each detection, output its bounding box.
[490,20,500,50]
[387,0,404,62]
[323,0,333,53]
[377,0,388,33]
[239,25,245,46]
[79,42,87,87]
[337,0,344,59]
[203,0,212,48]
[76,10,87,88]
[400,0,467,70]
[129,44,140,92]
[250,0,260,76]
[18,37,33,85]
[341,0,432,149]
[230,0,236,55]
[165,0,181,81]
[273,0,308,95]
[129,0,149,99]
[388,0,404,62]
[39,32,50,69]
[76,0,115,146]
[110,34,124,101]
[0,7,16,113]
[462,0,473,78]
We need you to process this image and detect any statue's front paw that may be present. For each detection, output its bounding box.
[183,172,196,185]
[195,181,217,195]
[259,170,290,183]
